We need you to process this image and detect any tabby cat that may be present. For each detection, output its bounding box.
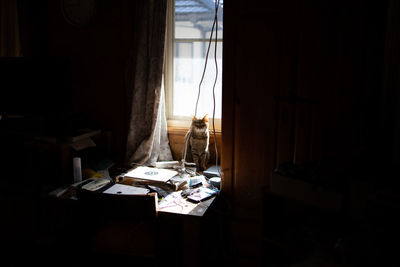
[183,115,210,171]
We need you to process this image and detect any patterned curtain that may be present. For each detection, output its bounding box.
[125,0,173,167]
[0,0,21,57]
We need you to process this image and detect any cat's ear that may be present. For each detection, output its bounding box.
[202,114,208,122]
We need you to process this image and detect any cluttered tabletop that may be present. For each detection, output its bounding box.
[50,161,221,217]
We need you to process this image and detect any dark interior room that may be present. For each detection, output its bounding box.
[1,0,400,266]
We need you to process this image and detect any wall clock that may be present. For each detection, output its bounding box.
[61,0,97,27]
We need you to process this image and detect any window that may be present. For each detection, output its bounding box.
[165,0,223,130]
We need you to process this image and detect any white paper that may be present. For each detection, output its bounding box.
[103,184,150,195]
[157,192,198,214]
[124,166,178,182]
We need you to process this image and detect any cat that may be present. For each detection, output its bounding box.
[183,115,210,172]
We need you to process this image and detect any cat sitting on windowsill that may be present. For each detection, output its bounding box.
[182,115,210,172]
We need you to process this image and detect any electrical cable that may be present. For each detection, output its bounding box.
[194,1,219,118]
[183,0,222,179]
[211,0,222,178]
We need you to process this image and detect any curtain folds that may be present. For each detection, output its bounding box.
[125,0,173,167]
[0,0,21,57]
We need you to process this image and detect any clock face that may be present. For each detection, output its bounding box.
[61,0,97,27]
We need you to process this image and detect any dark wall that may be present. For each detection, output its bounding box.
[223,0,389,196]
[18,0,130,161]
[222,0,391,264]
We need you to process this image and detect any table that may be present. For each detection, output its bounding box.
[156,192,217,267]
[117,174,218,267]
[114,172,217,216]
[49,175,218,267]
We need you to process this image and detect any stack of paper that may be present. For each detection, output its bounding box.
[119,166,183,191]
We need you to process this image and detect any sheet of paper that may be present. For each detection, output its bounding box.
[157,192,197,214]
[103,184,149,195]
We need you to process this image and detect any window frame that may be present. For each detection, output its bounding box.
[164,0,222,131]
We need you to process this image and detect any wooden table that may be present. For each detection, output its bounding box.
[156,191,217,267]
[49,176,219,267]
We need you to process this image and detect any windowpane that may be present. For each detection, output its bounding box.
[175,0,223,40]
[168,0,223,123]
[173,41,222,119]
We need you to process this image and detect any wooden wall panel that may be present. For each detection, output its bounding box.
[275,101,295,165]
[274,5,299,167]
[232,14,279,199]
[221,3,284,264]
[293,102,312,163]
[218,0,388,264]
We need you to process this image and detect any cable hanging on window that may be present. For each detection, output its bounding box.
[181,0,221,178]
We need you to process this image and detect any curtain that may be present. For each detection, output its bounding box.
[125,0,173,167]
[0,0,21,57]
